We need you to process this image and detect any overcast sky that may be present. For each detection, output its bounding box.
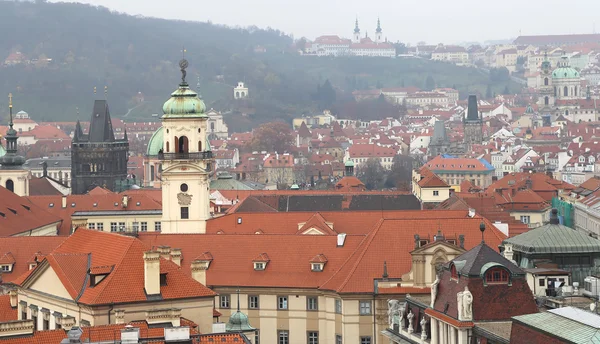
[54,0,600,44]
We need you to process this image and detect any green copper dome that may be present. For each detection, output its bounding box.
[226,311,255,333]
[345,160,355,167]
[162,84,207,118]
[552,57,579,79]
[146,127,163,156]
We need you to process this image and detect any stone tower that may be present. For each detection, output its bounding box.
[71,100,129,194]
[463,95,483,146]
[0,93,29,196]
[160,58,213,234]
[353,18,361,43]
[375,18,383,43]
[538,52,555,111]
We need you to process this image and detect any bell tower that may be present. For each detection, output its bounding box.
[375,17,383,43]
[0,93,29,196]
[353,18,361,43]
[160,57,213,233]
[538,52,554,111]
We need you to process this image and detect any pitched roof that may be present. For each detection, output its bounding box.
[28,178,65,196]
[0,295,17,322]
[512,307,600,343]
[425,156,494,172]
[19,229,215,305]
[0,236,66,283]
[0,187,63,236]
[452,243,524,277]
[503,222,600,254]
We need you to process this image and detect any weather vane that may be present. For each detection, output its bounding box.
[179,46,189,84]
[8,93,12,108]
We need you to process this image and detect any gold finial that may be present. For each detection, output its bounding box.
[182,46,187,59]
[8,93,12,108]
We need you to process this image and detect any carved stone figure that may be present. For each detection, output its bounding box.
[420,316,428,340]
[407,309,414,334]
[387,300,401,328]
[430,274,440,307]
[399,304,406,329]
[457,286,473,321]
[462,286,473,320]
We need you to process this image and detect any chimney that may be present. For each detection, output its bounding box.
[170,248,182,266]
[114,309,125,324]
[60,327,83,344]
[549,208,560,225]
[9,290,17,308]
[122,195,129,208]
[121,326,140,344]
[143,251,161,295]
[61,195,67,208]
[158,246,171,261]
[458,234,465,249]
[191,259,209,286]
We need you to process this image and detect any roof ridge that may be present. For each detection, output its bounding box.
[334,218,385,292]
[318,233,372,291]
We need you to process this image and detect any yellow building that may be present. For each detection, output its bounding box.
[412,167,452,208]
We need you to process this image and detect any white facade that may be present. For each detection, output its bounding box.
[234,82,248,99]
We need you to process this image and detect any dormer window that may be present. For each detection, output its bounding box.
[1,265,11,272]
[451,264,458,279]
[311,263,323,272]
[485,267,509,284]
[253,253,270,271]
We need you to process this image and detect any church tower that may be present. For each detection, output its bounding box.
[0,93,29,196]
[375,18,383,43]
[353,18,361,43]
[160,58,213,234]
[538,52,555,111]
[463,95,483,147]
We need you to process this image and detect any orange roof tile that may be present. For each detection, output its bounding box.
[0,295,17,322]
[0,236,65,284]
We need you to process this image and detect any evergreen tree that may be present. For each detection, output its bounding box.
[425,75,435,90]
[486,84,492,99]
[503,85,510,95]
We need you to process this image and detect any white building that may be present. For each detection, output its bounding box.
[234,82,248,99]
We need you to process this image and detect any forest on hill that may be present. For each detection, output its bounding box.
[0,1,518,131]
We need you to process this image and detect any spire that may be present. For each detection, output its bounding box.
[354,17,360,33]
[196,75,203,99]
[376,17,382,33]
[74,120,82,143]
[382,261,389,279]
[236,288,241,312]
[0,93,25,169]
[123,126,128,141]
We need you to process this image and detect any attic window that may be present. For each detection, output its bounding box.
[114,202,119,206]
[93,203,97,207]
[71,203,75,208]
[311,263,324,272]
[49,203,54,208]
[254,262,266,271]
[237,217,242,224]
[0,212,5,218]
[160,273,167,286]
[21,205,30,211]
[485,267,509,284]
[451,264,458,279]
[136,202,141,206]
[1,265,12,272]
[419,239,429,247]
[7,208,16,215]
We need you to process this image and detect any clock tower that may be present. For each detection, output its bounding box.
[159,58,213,233]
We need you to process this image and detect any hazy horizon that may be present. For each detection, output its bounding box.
[51,0,600,45]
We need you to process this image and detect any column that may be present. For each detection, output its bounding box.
[439,321,444,344]
[450,327,457,344]
[430,318,438,344]
[457,329,468,344]
[442,323,447,344]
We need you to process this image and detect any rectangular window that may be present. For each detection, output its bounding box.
[359,301,372,315]
[278,330,289,344]
[307,297,318,311]
[181,207,189,219]
[21,310,27,320]
[361,337,372,344]
[336,335,342,344]
[43,319,49,330]
[110,222,118,232]
[97,223,104,231]
[278,296,288,310]
[307,331,319,344]
[335,299,342,314]
[249,295,259,309]
[1,265,9,272]
[255,330,260,344]
[32,315,37,331]
[88,223,95,230]
[539,279,545,287]
[433,190,439,196]
[520,216,530,224]
[118,222,125,231]
[56,322,61,329]
[220,295,230,309]
[132,222,139,232]
[154,222,161,231]
[141,222,148,231]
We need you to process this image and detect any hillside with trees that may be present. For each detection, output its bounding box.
[0,1,518,130]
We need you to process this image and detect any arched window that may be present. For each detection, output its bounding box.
[544,77,548,86]
[236,91,240,98]
[544,96,549,105]
[485,267,509,284]
[5,179,14,193]
[198,140,202,151]
[210,122,215,130]
[575,86,578,96]
[554,86,557,97]
[166,141,170,153]
[564,86,568,97]
[451,264,458,279]
[178,136,189,154]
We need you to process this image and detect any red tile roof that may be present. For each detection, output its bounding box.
[425,156,492,172]
[0,295,17,322]
[418,167,449,188]
[348,144,397,158]
[0,187,63,236]
[28,178,64,196]
[0,236,65,283]
[18,229,215,305]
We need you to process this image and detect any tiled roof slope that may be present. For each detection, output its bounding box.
[0,187,63,236]
[18,229,215,305]
[0,295,17,322]
[0,236,66,283]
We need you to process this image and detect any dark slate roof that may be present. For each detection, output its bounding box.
[452,243,525,277]
[88,100,115,143]
[466,95,480,121]
[503,223,600,254]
